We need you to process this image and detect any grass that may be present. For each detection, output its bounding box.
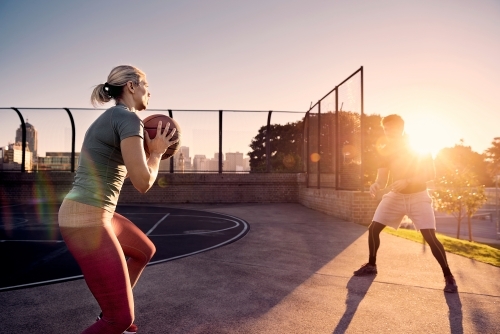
[383,228,500,267]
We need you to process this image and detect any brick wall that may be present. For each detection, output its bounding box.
[298,180,378,226]
[119,173,299,203]
[1,172,377,225]
[0,172,299,205]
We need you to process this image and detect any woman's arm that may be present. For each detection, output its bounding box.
[121,136,162,193]
[121,121,177,193]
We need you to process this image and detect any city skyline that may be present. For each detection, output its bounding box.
[2,121,250,171]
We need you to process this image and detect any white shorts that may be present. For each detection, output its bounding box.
[372,190,436,230]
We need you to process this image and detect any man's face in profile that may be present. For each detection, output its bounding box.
[383,120,404,141]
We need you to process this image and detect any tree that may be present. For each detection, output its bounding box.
[432,169,487,241]
[464,187,488,242]
[247,111,385,186]
[248,121,304,172]
[434,140,491,186]
[484,137,500,182]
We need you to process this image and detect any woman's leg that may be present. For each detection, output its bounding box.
[111,212,156,288]
[60,225,134,334]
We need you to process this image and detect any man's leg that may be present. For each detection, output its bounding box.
[368,221,386,265]
[420,229,458,293]
[353,221,386,276]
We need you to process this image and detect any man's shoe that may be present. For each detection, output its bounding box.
[353,263,377,276]
[444,275,458,293]
[96,313,138,334]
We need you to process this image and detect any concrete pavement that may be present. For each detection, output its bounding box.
[1,203,499,333]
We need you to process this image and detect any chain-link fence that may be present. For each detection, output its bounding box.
[305,67,364,190]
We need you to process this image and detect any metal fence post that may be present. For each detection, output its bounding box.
[317,102,321,189]
[63,108,76,173]
[168,109,174,173]
[219,110,223,173]
[304,112,309,188]
[266,111,273,172]
[335,89,339,190]
[11,108,26,172]
[360,66,364,191]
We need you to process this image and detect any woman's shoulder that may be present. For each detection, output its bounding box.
[105,105,141,121]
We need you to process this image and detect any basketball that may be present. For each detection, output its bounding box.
[142,114,181,160]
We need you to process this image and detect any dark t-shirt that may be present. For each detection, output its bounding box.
[378,139,435,194]
[65,104,144,212]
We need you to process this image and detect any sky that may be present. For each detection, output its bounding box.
[1,0,499,158]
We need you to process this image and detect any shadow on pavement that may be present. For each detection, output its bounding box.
[332,275,376,334]
[444,292,463,334]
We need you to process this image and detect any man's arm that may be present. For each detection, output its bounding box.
[370,168,389,197]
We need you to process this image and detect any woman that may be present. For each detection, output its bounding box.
[58,65,177,334]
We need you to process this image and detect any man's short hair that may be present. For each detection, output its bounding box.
[381,114,404,128]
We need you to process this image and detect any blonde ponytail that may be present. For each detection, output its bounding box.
[90,83,112,107]
[90,65,146,107]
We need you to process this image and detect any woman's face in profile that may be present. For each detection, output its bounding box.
[134,78,150,111]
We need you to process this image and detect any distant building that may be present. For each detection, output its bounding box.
[193,155,207,171]
[37,152,80,171]
[178,152,185,173]
[173,146,192,171]
[243,157,250,171]
[15,121,38,159]
[207,153,221,172]
[0,143,33,171]
[224,152,245,172]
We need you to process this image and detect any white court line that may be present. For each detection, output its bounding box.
[145,213,170,236]
[0,211,249,291]
[0,240,64,243]
[149,216,239,236]
[0,275,83,291]
[0,204,27,209]
[148,212,249,265]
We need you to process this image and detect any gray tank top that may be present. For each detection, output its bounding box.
[65,104,144,212]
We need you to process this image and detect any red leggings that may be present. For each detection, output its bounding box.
[59,206,155,334]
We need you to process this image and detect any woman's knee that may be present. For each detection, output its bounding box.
[147,240,156,260]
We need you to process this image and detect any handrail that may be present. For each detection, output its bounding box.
[10,108,26,172]
[63,108,76,173]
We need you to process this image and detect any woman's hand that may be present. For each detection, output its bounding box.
[144,121,179,157]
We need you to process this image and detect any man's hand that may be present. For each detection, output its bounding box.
[390,179,409,193]
[369,182,380,198]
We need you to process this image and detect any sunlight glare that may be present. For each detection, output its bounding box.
[404,113,456,157]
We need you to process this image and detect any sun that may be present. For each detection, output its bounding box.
[404,113,456,158]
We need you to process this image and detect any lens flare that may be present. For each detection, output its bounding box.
[283,155,296,169]
[158,176,168,188]
[310,153,321,162]
[33,173,59,240]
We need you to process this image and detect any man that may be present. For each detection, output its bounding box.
[353,114,458,293]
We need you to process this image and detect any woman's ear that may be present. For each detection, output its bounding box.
[126,81,135,93]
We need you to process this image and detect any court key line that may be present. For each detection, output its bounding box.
[145,213,170,236]
[149,216,239,236]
